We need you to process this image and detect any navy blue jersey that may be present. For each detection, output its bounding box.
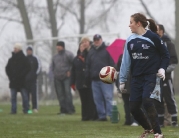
[120,30,170,82]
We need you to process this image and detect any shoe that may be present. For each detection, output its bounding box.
[33,109,38,113]
[28,110,33,114]
[154,133,164,138]
[172,121,178,127]
[131,122,139,126]
[96,118,107,121]
[139,129,154,138]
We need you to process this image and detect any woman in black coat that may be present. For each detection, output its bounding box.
[71,43,97,121]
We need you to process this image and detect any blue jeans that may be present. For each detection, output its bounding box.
[10,88,29,113]
[54,78,75,113]
[92,80,113,119]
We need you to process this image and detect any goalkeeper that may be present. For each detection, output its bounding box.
[119,13,169,138]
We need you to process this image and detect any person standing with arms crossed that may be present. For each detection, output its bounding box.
[119,13,169,138]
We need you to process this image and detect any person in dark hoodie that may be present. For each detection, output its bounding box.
[6,43,31,114]
[155,24,178,127]
[26,46,41,113]
[85,34,114,121]
[71,40,97,121]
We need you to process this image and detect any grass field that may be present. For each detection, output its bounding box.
[0,96,179,138]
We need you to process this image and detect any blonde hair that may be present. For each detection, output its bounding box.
[14,43,22,50]
[80,37,90,43]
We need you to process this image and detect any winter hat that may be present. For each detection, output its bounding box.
[14,43,22,50]
[56,41,65,48]
[26,45,33,51]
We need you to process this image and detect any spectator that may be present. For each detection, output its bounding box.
[25,46,41,113]
[81,37,93,52]
[119,13,169,138]
[155,24,178,127]
[71,39,97,121]
[81,37,98,120]
[85,34,114,121]
[116,54,138,126]
[5,43,30,114]
[52,41,75,115]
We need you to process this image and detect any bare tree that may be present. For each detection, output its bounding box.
[79,0,85,34]
[17,0,33,45]
[46,0,58,55]
[0,0,34,45]
[140,0,173,40]
[58,0,118,35]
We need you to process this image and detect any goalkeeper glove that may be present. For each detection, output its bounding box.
[157,68,165,81]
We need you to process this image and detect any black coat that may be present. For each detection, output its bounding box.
[26,55,39,83]
[71,54,86,90]
[6,51,31,89]
[85,42,114,81]
[161,35,178,79]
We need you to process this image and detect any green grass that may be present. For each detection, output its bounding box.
[0,96,179,138]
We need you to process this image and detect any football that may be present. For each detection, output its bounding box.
[99,66,118,84]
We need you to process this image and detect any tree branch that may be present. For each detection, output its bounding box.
[0,16,22,23]
[85,0,93,8]
[1,0,17,7]
[57,11,66,31]
[0,20,10,37]
[58,2,79,22]
[54,0,60,14]
[140,0,158,23]
[86,0,117,32]
[140,0,173,40]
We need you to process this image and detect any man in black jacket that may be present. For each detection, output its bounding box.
[6,43,31,114]
[26,46,41,113]
[86,34,114,121]
[155,24,178,127]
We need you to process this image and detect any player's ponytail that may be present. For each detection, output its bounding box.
[131,13,157,33]
[147,19,157,33]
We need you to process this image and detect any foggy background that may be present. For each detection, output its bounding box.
[0,0,178,102]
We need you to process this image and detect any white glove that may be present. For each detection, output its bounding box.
[119,82,125,93]
[157,68,165,81]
